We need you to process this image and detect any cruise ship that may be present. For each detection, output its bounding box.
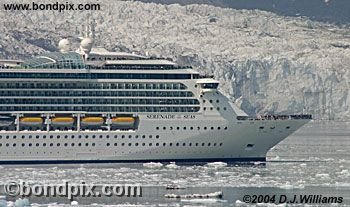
[0,37,311,164]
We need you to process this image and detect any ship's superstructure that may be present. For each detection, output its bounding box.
[0,38,311,164]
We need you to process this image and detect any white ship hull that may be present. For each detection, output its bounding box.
[0,115,309,164]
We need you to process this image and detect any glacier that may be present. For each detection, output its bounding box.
[0,0,349,120]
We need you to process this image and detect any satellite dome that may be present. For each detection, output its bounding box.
[80,38,93,54]
[58,38,71,52]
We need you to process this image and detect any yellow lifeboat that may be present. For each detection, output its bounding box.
[81,117,104,126]
[111,117,135,126]
[52,117,74,126]
[20,117,43,126]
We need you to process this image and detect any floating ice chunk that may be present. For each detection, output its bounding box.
[315,173,330,179]
[165,162,178,169]
[165,191,223,199]
[70,201,78,205]
[6,201,14,207]
[0,200,6,207]
[14,198,30,207]
[205,162,227,168]
[181,198,226,203]
[279,184,294,190]
[143,162,163,168]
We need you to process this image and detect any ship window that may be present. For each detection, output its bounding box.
[204,127,207,130]
[156,135,159,138]
[114,143,117,146]
[216,100,219,103]
[122,135,125,139]
[64,135,68,139]
[149,135,152,138]
[57,143,60,146]
[64,143,68,147]
[50,143,53,147]
[211,127,214,130]
[183,143,186,146]
[149,143,152,146]
[176,143,179,146]
[135,143,139,146]
[214,143,217,146]
[210,107,213,111]
[156,127,159,130]
[129,135,132,139]
[163,143,166,146]
[176,127,180,130]
[142,135,146,138]
[85,143,89,146]
[156,143,159,146]
[202,143,205,146]
[195,143,198,146]
[219,143,223,146]
[189,143,192,146]
[163,127,166,130]
[114,135,118,138]
[71,143,75,147]
[13,143,16,147]
[210,100,213,103]
[142,143,145,146]
[224,107,227,111]
[169,143,173,146]
[6,143,9,147]
[224,127,228,130]
[128,143,132,146]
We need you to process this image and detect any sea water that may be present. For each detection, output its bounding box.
[0,121,349,206]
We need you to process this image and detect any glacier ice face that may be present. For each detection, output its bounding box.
[0,0,349,120]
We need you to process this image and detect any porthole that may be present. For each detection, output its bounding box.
[135,143,139,146]
[21,143,25,147]
[210,107,213,111]
[57,143,60,146]
[13,136,17,139]
[197,127,200,130]
[195,143,199,146]
[202,143,205,146]
[99,135,103,138]
[64,143,68,147]
[149,135,152,138]
[211,127,214,130]
[6,136,9,139]
[183,143,186,146]
[203,100,206,103]
[6,143,10,147]
[163,143,166,146]
[114,143,117,146]
[156,143,159,146]
[13,143,16,147]
[57,135,60,139]
[156,135,159,138]
[92,135,96,138]
[128,143,132,146]
[22,135,25,139]
[217,107,220,111]
[203,107,206,111]
[106,135,110,139]
[169,143,173,146]
[224,107,227,111]
[224,127,228,130]
[114,135,118,138]
[219,143,223,146]
[122,135,125,139]
[142,143,145,146]
[156,127,159,130]
[189,143,192,146]
[122,143,125,146]
[85,135,89,138]
[50,143,53,147]
[142,135,146,138]
[176,127,180,130]
[176,143,179,146]
[29,135,32,139]
[92,143,96,146]
[71,143,75,147]
[208,143,211,146]
[218,127,221,130]
[163,127,166,130]
[129,135,132,139]
[216,100,219,103]
[29,143,32,147]
[78,135,82,139]
[135,135,139,139]
[85,143,89,146]
[170,127,173,130]
[190,127,193,130]
[149,143,152,146]
[204,127,207,130]
[183,127,186,130]
[64,135,68,139]
[43,135,46,139]
[214,143,217,146]
[209,100,213,103]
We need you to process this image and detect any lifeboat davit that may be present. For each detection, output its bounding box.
[111,117,135,126]
[0,115,14,127]
[20,117,43,126]
[52,117,74,126]
[81,117,104,126]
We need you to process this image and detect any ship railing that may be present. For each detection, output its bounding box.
[241,114,312,121]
